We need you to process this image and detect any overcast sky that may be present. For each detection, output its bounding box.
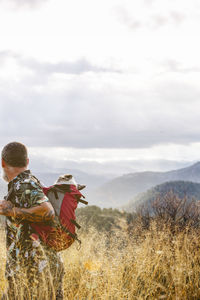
[0,0,200,174]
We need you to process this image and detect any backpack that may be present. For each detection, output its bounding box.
[30,175,88,252]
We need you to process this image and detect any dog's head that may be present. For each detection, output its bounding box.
[55,174,86,190]
[56,174,73,183]
[55,174,76,185]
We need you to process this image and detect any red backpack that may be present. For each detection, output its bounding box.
[30,178,88,252]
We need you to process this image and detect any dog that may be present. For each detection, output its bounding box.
[55,174,86,191]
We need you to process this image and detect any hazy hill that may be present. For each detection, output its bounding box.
[124,180,200,212]
[87,162,200,208]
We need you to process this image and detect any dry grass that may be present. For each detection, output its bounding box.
[1,221,200,299]
[0,227,6,295]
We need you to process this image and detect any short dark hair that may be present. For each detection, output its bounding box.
[1,142,28,167]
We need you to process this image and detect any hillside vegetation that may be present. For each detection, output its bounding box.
[76,205,133,233]
[125,180,200,212]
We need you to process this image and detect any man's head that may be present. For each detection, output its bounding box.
[1,142,29,182]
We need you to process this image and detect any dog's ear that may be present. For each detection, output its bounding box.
[64,175,72,180]
[77,184,86,190]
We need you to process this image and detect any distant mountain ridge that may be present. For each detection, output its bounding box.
[87,162,200,208]
[124,180,200,212]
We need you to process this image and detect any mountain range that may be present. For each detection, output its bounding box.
[87,162,200,208]
[1,162,200,209]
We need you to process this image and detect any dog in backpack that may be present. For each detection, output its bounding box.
[55,174,86,191]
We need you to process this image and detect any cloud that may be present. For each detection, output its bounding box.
[0,51,120,77]
[0,0,48,9]
[0,55,200,150]
[0,73,200,149]
[0,50,17,61]
[143,0,156,6]
[115,8,143,30]
[151,11,186,28]
[117,10,186,30]
[170,11,186,24]
[162,59,200,74]
[23,58,120,75]
[115,1,187,31]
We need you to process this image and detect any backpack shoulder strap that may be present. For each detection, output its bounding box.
[5,183,15,201]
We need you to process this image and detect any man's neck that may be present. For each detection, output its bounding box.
[7,167,28,182]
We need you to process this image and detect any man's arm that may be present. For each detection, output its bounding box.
[0,200,55,222]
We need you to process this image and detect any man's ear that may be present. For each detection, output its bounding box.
[2,158,6,168]
[26,158,29,166]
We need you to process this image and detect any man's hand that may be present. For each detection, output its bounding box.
[0,200,14,216]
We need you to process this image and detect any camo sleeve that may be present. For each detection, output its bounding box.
[14,178,49,208]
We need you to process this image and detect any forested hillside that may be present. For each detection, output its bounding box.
[125,180,200,212]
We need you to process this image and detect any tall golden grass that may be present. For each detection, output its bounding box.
[1,220,200,299]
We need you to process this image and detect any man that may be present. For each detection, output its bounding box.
[0,142,64,300]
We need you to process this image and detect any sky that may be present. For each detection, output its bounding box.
[0,0,200,175]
